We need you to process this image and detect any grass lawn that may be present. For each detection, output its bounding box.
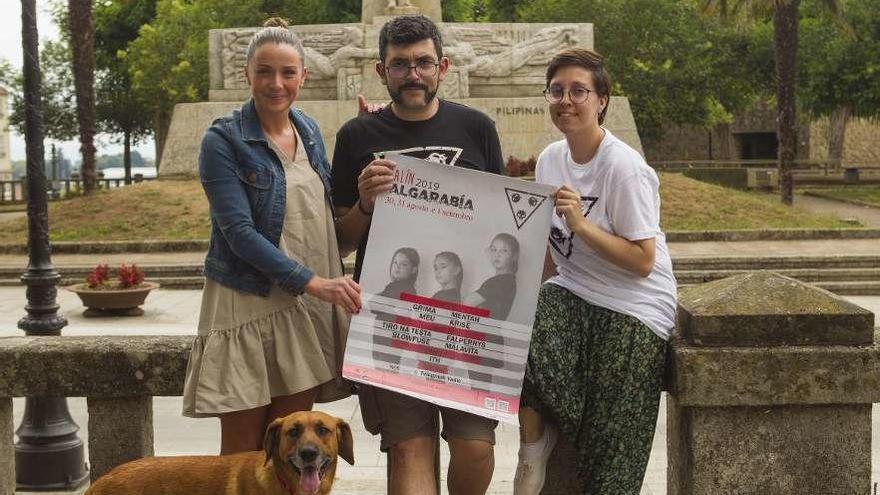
[802,186,880,208]
[0,173,859,244]
[0,180,210,244]
[659,173,855,231]
[0,203,26,213]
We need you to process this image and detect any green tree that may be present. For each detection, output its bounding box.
[442,0,489,21]
[516,0,769,141]
[127,0,359,166]
[702,0,845,205]
[799,0,880,166]
[94,0,157,184]
[0,41,78,143]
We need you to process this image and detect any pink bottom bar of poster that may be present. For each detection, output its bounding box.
[343,363,520,422]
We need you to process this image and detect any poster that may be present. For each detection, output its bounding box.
[342,154,555,424]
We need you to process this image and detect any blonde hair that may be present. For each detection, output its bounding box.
[245,17,305,66]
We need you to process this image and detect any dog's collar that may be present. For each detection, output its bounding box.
[275,470,296,495]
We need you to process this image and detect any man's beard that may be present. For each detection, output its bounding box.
[389,81,438,110]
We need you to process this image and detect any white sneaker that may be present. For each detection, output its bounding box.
[513,424,558,495]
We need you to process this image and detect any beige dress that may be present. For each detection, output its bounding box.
[183,130,350,418]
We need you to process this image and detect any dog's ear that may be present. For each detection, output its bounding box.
[263,418,284,467]
[336,419,355,465]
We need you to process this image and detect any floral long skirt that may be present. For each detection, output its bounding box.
[521,283,668,494]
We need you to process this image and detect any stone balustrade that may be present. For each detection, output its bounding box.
[1,272,878,495]
[0,335,192,494]
[542,271,879,494]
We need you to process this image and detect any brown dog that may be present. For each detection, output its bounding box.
[85,411,354,495]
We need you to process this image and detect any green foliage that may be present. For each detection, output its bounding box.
[516,0,770,139]
[94,0,156,147]
[484,0,527,21]
[0,40,79,142]
[126,0,360,124]
[96,150,149,169]
[442,0,489,21]
[799,0,880,119]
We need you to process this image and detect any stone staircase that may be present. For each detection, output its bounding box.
[673,254,880,295]
[2,254,880,295]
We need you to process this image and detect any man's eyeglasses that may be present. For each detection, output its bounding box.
[385,60,440,79]
[544,85,593,104]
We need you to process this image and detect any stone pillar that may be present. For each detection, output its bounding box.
[668,272,876,495]
[1,398,13,495]
[87,396,154,483]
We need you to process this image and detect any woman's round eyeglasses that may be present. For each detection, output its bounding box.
[543,85,593,104]
[385,60,440,79]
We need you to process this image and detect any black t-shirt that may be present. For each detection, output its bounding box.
[432,287,462,304]
[331,99,504,280]
[476,272,517,320]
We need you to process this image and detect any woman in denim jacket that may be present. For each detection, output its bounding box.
[182,18,362,454]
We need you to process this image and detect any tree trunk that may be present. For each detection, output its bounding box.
[68,0,97,195]
[123,129,132,185]
[153,110,171,172]
[827,105,850,168]
[773,0,800,206]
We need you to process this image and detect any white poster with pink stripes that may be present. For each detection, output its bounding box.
[343,154,555,424]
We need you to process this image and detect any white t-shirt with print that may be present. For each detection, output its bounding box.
[536,130,677,340]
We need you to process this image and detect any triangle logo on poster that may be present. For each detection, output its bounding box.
[504,188,548,229]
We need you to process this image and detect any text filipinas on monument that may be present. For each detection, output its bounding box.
[342,155,554,424]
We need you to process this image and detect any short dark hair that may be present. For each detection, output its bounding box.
[379,15,443,63]
[546,48,611,125]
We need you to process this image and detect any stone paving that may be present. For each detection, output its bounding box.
[2,286,878,494]
[793,192,880,228]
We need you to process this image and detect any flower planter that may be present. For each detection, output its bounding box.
[66,281,159,316]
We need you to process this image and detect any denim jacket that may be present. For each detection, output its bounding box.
[199,99,333,297]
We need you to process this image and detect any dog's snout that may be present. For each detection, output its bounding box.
[299,445,319,463]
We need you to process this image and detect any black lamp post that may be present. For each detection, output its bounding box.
[14,0,88,489]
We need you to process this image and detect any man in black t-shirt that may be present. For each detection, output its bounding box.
[331,15,503,495]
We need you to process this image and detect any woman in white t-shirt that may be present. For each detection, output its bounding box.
[513,48,677,495]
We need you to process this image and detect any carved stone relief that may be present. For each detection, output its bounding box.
[444,25,581,78]
[220,26,376,89]
[212,22,590,98]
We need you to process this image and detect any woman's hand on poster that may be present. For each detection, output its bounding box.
[553,185,589,234]
[305,275,362,314]
[357,159,396,213]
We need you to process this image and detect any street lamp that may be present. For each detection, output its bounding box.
[14,0,88,489]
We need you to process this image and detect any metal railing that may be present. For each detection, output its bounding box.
[0,176,155,205]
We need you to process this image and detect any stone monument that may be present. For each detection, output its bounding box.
[0,87,11,182]
[160,0,642,176]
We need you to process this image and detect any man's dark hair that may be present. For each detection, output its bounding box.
[379,15,443,63]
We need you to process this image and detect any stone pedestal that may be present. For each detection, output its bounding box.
[87,396,154,483]
[159,96,640,177]
[162,13,620,177]
[1,398,13,495]
[668,272,875,495]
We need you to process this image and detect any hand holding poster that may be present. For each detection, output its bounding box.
[343,154,554,424]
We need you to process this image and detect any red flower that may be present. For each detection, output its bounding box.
[86,264,110,288]
[117,264,145,288]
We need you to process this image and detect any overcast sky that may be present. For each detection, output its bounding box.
[0,1,155,162]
